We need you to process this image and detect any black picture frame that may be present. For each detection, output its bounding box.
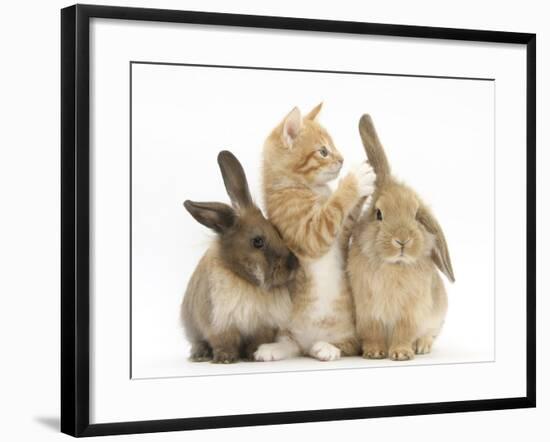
[61,4,536,437]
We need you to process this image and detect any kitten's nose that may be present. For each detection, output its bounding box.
[286,252,299,271]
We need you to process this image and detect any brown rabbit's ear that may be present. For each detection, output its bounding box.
[184,200,236,234]
[358,114,391,185]
[281,107,302,148]
[217,150,253,210]
[305,102,323,121]
[417,205,455,282]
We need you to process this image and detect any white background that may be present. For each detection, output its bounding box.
[131,63,495,378]
[0,0,547,441]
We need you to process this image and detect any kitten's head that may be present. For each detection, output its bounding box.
[264,103,344,185]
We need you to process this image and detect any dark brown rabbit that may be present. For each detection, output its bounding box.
[181,150,299,363]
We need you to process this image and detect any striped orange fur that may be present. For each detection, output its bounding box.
[263,105,362,259]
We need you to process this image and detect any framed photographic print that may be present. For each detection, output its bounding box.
[61,4,536,437]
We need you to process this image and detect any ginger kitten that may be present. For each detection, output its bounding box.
[254,103,376,361]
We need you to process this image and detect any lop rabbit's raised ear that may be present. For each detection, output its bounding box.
[359,114,391,185]
[417,206,455,282]
[183,200,236,234]
[217,150,253,211]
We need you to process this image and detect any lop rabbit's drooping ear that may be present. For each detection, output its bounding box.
[183,200,235,234]
[417,206,455,282]
[217,150,253,210]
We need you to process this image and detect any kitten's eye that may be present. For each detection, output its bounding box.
[376,209,383,221]
[318,146,329,157]
[252,236,265,249]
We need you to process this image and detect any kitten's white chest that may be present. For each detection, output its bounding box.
[290,243,348,349]
[307,243,344,318]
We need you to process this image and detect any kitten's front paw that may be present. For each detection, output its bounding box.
[254,343,286,362]
[310,341,341,361]
[350,162,376,197]
[389,346,415,361]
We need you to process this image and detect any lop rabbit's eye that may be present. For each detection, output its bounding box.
[252,236,265,249]
[319,146,329,157]
[376,209,383,221]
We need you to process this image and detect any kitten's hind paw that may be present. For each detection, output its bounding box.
[254,343,287,362]
[309,341,341,361]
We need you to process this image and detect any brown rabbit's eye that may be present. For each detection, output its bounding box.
[319,146,329,157]
[252,236,265,249]
[376,209,383,221]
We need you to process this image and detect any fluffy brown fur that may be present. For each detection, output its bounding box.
[348,114,455,361]
[181,151,298,363]
[255,104,376,362]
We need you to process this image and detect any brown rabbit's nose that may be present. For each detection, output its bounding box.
[286,252,299,271]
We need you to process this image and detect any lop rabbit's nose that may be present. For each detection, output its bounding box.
[286,252,299,271]
[393,238,410,248]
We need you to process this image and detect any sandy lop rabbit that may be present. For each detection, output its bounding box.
[348,115,455,361]
[181,150,299,363]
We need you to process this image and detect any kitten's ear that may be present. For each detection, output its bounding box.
[282,107,302,148]
[305,102,323,121]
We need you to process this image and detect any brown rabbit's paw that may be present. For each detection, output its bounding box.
[243,344,262,361]
[189,342,213,362]
[334,339,361,357]
[362,346,387,359]
[212,349,239,364]
[414,336,434,355]
[389,346,415,361]
[243,349,256,361]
